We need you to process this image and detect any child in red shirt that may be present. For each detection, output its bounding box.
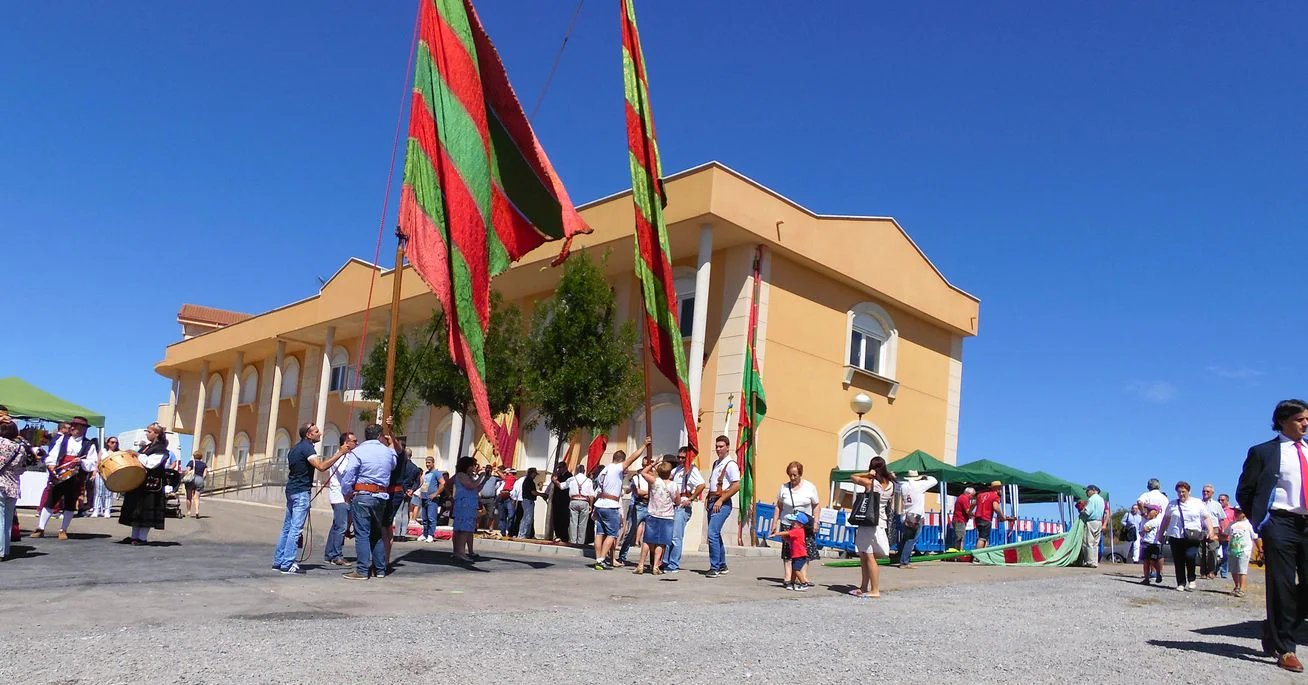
[775,512,812,591]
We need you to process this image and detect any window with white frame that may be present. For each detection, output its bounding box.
[280,357,300,399]
[673,270,695,339]
[847,303,897,378]
[837,423,888,492]
[328,347,357,392]
[206,374,223,410]
[234,432,251,470]
[321,423,341,459]
[239,366,258,405]
[273,429,291,463]
[200,434,216,462]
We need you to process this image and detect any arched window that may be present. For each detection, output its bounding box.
[239,366,258,405]
[673,268,696,339]
[280,357,300,399]
[199,434,216,462]
[321,423,341,458]
[847,302,898,379]
[206,374,224,410]
[234,432,251,470]
[837,422,889,493]
[273,429,291,463]
[328,346,356,392]
[633,394,688,457]
[520,412,558,473]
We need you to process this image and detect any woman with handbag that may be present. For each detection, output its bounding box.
[847,456,896,599]
[1157,480,1217,591]
[117,423,172,546]
[182,450,206,518]
[770,461,822,587]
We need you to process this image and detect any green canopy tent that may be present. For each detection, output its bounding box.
[0,377,105,427]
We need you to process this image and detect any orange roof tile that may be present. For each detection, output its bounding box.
[177,304,252,327]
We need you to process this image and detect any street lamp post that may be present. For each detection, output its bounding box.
[850,393,874,470]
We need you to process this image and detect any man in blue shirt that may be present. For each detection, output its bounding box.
[338,423,397,580]
[1079,484,1107,568]
[272,422,350,574]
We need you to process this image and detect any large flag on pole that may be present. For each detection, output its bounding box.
[736,246,767,528]
[401,0,590,451]
[621,0,698,456]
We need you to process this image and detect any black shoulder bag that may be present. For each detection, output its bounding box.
[849,484,881,527]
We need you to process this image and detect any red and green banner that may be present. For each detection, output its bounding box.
[401,0,590,450]
[621,0,698,457]
[736,246,767,529]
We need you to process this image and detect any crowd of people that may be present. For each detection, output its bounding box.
[0,408,208,560]
[1120,479,1248,595]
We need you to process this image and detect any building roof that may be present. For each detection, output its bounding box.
[177,304,253,328]
[156,161,980,375]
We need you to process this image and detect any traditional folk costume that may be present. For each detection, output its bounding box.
[36,433,99,539]
[118,437,172,544]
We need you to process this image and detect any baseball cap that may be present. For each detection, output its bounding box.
[785,511,812,526]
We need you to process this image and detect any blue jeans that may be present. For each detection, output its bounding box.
[324,502,349,562]
[272,490,311,570]
[1219,541,1230,577]
[0,495,15,559]
[665,505,692,570]
[517,500,534,538]
[393,497,411,538]
[619,502,648,561]
[421,498,440,537]
[898,524,919,565]
[707,501,732,571]
[498,499,515,536]
[351,494,388,576]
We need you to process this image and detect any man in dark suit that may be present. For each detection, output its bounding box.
[1237,399,1308,673]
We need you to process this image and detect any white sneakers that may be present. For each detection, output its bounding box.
[1187,581,1197,591]
[417,535,433,543]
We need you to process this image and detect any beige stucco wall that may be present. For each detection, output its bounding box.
[754,254,957,505]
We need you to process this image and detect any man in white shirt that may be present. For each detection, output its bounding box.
[1198,484,1226,579]
[705,435,741,578]
[323,432,358,566]
[663,446,705,573]
[894,471,939,568]
[590,438,649,570]
[35,416,99,540]
[618,453,655,566]
[1237,399,1308,673]
[560,465,594,545]
[1136,479,1169,516]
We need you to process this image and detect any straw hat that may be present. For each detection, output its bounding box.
[905,470,926,479]
[990,480,1002,487]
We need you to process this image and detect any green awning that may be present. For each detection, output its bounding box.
[0,377,105,427]
[829,450,991,495]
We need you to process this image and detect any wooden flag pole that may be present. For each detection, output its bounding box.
[381,228,408,438]
[640,315,654,453]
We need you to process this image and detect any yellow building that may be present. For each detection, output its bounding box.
[153,162,978,533]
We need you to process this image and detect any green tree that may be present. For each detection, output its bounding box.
[362,292,531,447]
[358,326,429,434]
[528,250,642,465]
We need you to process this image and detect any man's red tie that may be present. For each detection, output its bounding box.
[1295,441,1308,510]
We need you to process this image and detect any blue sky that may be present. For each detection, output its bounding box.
[2,2,1304,514]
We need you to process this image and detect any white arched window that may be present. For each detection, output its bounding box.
[328,346,356,392]
[838,421,889,493]
[846,302,898,379]
[520,412,558,474]
[633,394,688,458]
[273,429,291,463]
[234,432,251,470]
[206,374,224,410]
[434,413,476,471]
[280,357,300,399]
[673,267,696,339]
[321,423,341,458]
[239,366,258,405]
[199,434,216,462]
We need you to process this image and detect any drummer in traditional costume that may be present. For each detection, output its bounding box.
[35,416,99,540]
[117,423,172,545]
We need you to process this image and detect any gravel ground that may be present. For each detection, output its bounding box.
[4,571,1286,684]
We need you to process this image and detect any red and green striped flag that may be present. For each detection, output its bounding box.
[736,246,767,529]
[401,0,590,449]
[621,0,698,457]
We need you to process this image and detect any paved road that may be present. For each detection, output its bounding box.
[1,500,1287,684]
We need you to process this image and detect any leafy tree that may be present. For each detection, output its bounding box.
[358,326,429,434]
[528,250,642,464]
[361,292,530,447]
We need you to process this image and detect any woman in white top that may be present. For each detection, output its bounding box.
[770,461,821,586]
[1157,480,1217,591]
[848,456,896,599]
[92,437,119,517]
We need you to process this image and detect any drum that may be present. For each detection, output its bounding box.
[99,451,146,493]
[52,460,81,484]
